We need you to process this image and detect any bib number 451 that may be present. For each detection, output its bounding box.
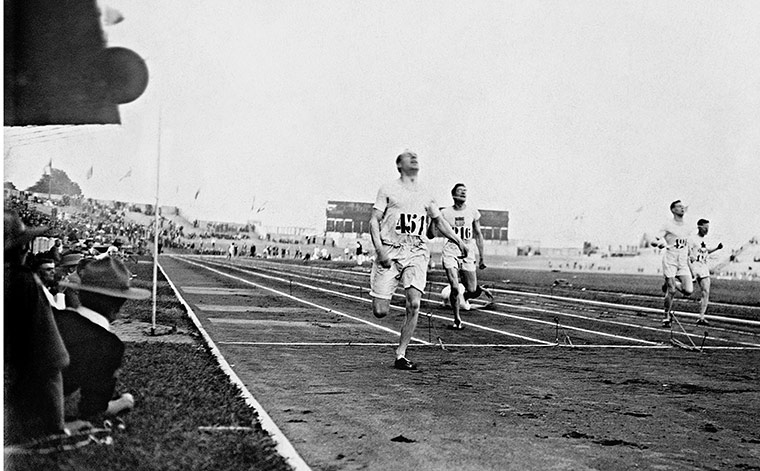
[396,213,427,236]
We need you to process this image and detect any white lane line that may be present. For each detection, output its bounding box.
[200,258,639,345]
[224,257,760,328]
[194,305,258,312]
[182,257,760,351]
[221,260,760,347]
[190,257,552,345]
[181,287,259,295]
[175,256,432,345]
[216,341,674,349]
[492,287,760,327]
[158,262,312,471]
[219,342,402,347]
[480,302,760,348]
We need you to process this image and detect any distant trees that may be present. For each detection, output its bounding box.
[26,168,82,196]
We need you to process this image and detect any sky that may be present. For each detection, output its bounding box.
[4,0,760,249]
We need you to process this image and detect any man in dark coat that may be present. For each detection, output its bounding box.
[55,256,149,420]
[4,211,72,443]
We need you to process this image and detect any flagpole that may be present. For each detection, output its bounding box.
[151,107,162,335]
[48,158,52,202]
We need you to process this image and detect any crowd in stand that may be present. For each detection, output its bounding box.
[3,194,158,449]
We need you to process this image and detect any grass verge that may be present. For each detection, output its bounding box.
[4,259,292,471]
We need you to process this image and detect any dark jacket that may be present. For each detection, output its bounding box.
[54,309,124,419]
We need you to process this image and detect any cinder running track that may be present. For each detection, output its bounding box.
[160,255,760,471]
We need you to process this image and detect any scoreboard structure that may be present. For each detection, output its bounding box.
[478,209,510,241]
[325,201,375,234]
[325,200,509,241]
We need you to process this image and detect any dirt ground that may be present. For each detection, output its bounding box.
[159,256,760,471]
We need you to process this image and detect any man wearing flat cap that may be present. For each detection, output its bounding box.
[55,256,150,421]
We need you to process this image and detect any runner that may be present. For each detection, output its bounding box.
[369,151,468,371]
[651,200,694,327]
[429,183,494,330]
[688,218,723,325]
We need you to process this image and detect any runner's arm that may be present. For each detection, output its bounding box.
[433,215,467,258]
[369,208,390,268]
[472,219,486,269]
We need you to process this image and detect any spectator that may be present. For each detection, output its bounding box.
[105,238,123,258]
[47,238,63,264]
[84,238,100,258]
[4,211,89,443]
[55,257,150,421]
[32,255,66,310]
[57,251,85,309]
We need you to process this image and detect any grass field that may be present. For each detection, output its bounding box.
[4,260,291,471]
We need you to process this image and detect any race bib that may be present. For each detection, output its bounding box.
[453,218,472,240]
[695,243,708,263]
[673,238,687,249]
[395,213,427,236]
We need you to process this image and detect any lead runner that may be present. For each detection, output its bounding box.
[369,150,468,371]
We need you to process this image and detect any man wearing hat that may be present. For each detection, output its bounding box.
[4,211,82,442]
[57,251,85,308]
[56,256,150,420]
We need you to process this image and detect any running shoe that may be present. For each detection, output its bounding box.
[696,319,709,326]
[394,357,417,370]
[661,318,671,327]
[482,286,495,307]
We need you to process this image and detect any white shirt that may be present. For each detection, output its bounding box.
[658,218,692,252]
[373,178,440,246]
[73,305,111,332]
[41,285,67,310]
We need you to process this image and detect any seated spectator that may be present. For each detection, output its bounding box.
[4,211,90,443]
[55,257,150,421]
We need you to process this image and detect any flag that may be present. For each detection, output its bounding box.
[86,166,94,180]
[118,168,132,182]
[194,188,201,200]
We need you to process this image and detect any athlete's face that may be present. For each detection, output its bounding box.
[452,186,467,205]
[671,202,686,217]
[698,223,709,236]
[397,152,419,173]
